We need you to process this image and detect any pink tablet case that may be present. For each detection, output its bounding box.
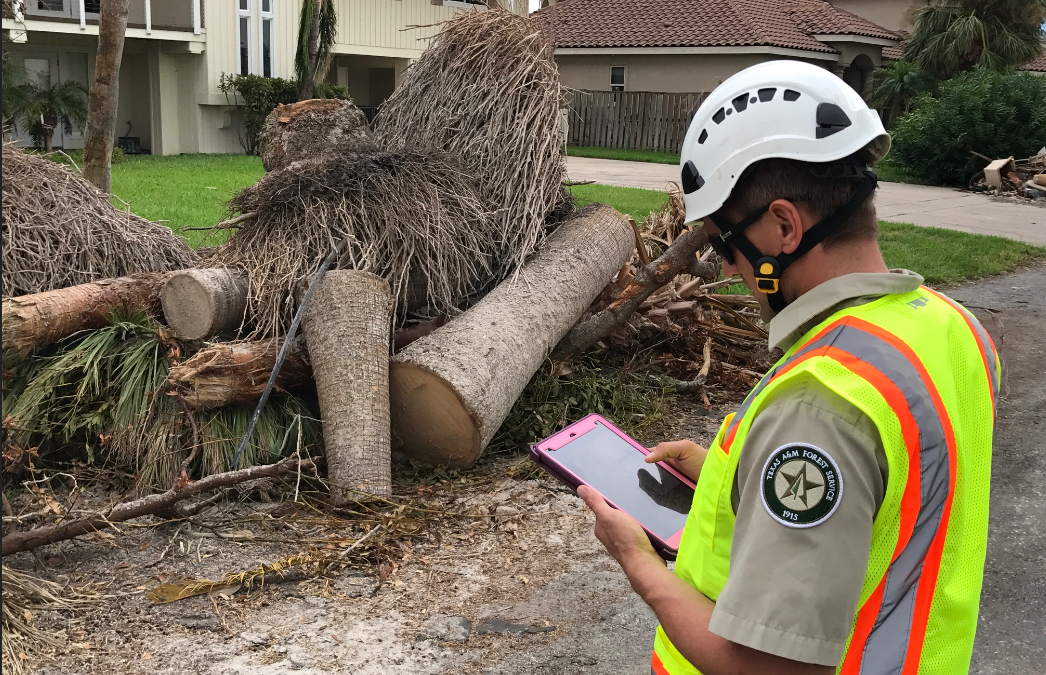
[530,413,695,559]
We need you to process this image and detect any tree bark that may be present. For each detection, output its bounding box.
[82,0,129,193]
[2,273,167,355]
[259,98,370,172]
[551,226,711,360]
[1,457,314,557]
[389,204,633,468]
[160,268,248,340]
[169,336,314,410]
[303,270,394,502]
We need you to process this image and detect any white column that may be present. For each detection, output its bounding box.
[79,0,86,29]
[145,0,151,34]
[192,0,201,34]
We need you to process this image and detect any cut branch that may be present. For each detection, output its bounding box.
[1,457,315,557]
[552,226,710,359]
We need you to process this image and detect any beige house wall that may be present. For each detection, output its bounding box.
[828,0,927,33]
[555,53,834,93]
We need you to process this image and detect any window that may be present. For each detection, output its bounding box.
[237,1,276,78]
[610,66,626,92]
[37,0,64,10]
[83,0,100,13]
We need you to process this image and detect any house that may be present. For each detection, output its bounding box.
[1,0,525,154]
[532,0,901,96]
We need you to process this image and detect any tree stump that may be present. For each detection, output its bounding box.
[303,270,395,501]
[259,98,372,172]
[161,268,248,339]
[389,204,634,468]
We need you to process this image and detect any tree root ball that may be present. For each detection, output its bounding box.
[259,99,372,172]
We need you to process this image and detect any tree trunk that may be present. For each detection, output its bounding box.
[2,273,167,355]
[259,98,370,172]
[161,268,248,340]
[169,336,314,410]
[303,270,394,502]
[389,204,633,468]
[82,0,129,193]
[299,0,324,100]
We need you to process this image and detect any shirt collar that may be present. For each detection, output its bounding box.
[767,269,924,351]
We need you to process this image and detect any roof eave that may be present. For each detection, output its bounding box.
[813,34,900,47]
[555,45,840,61]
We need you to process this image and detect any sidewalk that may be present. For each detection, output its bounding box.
[565,156,1046,245]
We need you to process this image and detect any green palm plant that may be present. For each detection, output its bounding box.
[2,59,32,134]
[904,0,1046,79]
[867,61,937,127]
[294,0,338,100]
[16,78,88,152]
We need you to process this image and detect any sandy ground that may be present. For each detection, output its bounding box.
[6,264,1043,675]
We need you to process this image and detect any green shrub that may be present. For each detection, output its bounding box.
[890,67,1046,186]
[218,74,299,155]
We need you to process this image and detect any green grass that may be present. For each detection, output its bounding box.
[568,183,668,222]
[111,154,264,248]
[566,145,679,165]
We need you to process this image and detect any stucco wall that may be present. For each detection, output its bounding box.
[555,53,832,93]
[828,0,927,32]
[117,44,154,151]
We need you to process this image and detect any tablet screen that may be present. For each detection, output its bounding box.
[549,421,693,540]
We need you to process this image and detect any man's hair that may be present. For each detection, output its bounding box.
[719,157,878,248]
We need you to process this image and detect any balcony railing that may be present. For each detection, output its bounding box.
[16,0,202,34]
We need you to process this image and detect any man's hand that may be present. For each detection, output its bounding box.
[646,440,708,482]
[577,485,663,572]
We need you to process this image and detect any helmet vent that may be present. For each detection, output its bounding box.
[783,89,801,101]
[815,102,852,138]
[732,93,749,113]
[758,88,776,102]
[698,129,708,144]
[681,161,705,194]
[712,108,726,124]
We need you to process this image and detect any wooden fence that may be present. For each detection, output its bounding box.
[565,90,709,154]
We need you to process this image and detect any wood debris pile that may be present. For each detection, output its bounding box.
[970,149,1046,201]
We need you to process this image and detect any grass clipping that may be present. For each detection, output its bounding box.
[213,8,566,338]
[1,142,198,297]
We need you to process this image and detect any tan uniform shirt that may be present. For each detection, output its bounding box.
[706,270,924,667]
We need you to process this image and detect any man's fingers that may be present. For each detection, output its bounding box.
[645,440,690,463]
[577,485,610,515]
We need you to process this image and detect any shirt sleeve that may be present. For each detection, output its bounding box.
[707,373,887,667]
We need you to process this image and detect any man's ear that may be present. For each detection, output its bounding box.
[767,199,806,255]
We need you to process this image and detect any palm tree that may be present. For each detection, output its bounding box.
[17,79,89,152]
[867,61,937,127]
[2,59,32,135]
[294,0,338,100]
[904,0,1046,79]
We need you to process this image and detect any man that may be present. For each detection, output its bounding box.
[578,61,998,675]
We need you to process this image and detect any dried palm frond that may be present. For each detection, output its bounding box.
[210,150,497,338]
[1,566,100,675]
[374,7,566,283]
[1,143,198,297]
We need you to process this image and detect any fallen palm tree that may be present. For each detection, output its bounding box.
[1,143,197,297]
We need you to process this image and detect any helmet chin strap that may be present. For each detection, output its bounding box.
[709,167,878,314]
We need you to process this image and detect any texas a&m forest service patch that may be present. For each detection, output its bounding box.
[760,443,843,528]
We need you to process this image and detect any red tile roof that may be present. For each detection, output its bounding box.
[1022,49,1046,72]
[533,0,899,53]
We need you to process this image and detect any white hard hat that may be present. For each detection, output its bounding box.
[680,60,890,223]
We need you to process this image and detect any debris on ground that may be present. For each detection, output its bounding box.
[969,148,1046,203]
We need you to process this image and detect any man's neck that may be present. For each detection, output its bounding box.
[786,241,889,301]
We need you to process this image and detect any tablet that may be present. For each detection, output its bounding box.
[530,414,695,559]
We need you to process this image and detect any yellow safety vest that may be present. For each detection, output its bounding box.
[652,287,998,675]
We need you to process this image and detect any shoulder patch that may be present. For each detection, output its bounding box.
[759,443,843,529]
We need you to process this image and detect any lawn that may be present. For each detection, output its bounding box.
[111,154,264,248]
[109,155,1041,284]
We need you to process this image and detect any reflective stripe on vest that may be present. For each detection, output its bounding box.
[653,288,995,675]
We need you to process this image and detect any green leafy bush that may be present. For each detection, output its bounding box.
[218,74,299,155]
[890,67,1046,186]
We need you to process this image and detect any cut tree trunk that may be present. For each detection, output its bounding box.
[161,268,248,339]
[259,99,370,172]
[389,204,633,468]
[82,0,129,193]
[169,337,313,410]
[2,272,167,355]
[303,270,395,501]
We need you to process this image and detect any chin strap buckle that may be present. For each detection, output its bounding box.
[754,257,782,294]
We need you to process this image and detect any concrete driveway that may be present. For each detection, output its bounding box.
[565,156,1046,245]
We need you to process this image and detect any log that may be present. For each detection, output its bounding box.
[169,337,313,410]
[258,98,371,172]
[303,271,395,501]
[1,272,167,355]
[390,204,633,468]
[161,268,248,339]
[1,456,315,557]
[552,226,710,360]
